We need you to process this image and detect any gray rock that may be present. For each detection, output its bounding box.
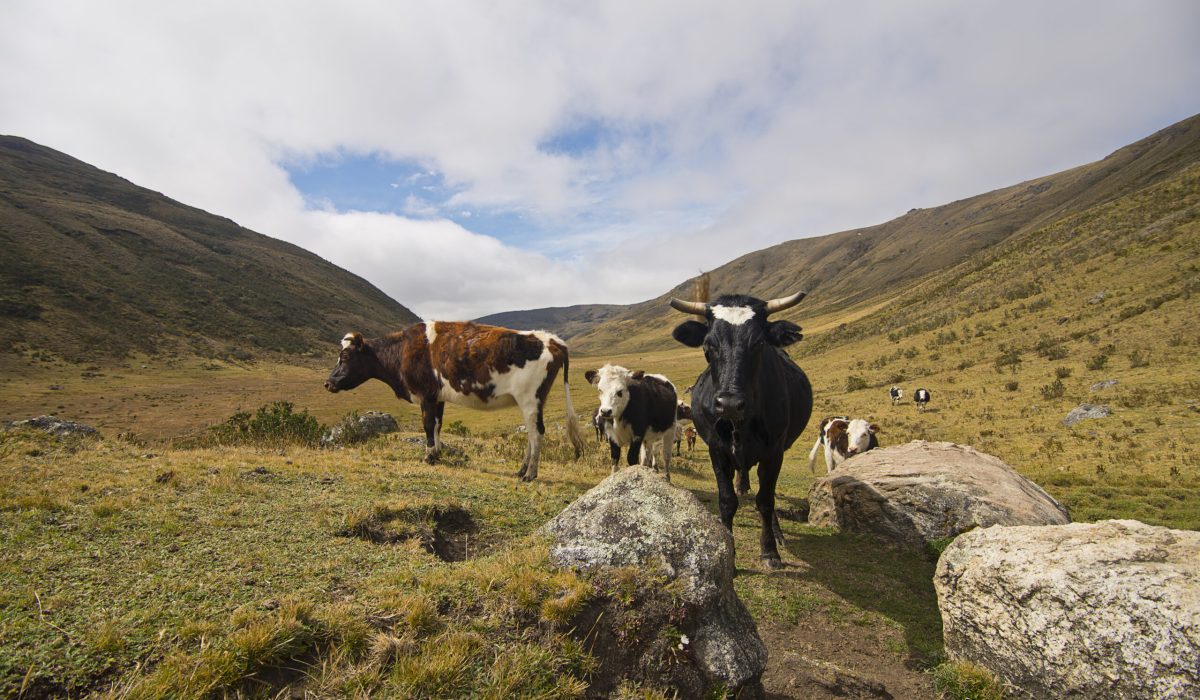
[1063,404,1112,426]
[1087,291,1106,305]
[1089,379,1119,392]
[807,441,1069,549]
[543,466,767,692]
[935,520,1200,699]
[320,411,398,446]
[4,415,98,437]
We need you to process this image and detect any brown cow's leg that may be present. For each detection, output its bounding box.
[421,400,441,464]
[517,399,542,481]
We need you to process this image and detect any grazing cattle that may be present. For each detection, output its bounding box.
[683,425,698,451]
[591,406,607,443]
[325,322,586,481]
[807,416,880,474]
[914,388,931,412]
[585,364,678,481]
[673,401,693,456]
[889,386,903,406]
[671,289,813,570]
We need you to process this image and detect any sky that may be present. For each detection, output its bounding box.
[2,1,1198,320]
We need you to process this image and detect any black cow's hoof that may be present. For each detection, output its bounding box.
[516,465,528,478]
[424,454,437,465]
[761,555,784,571]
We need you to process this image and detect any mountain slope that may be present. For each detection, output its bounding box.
[474,303,624,338]
[561,113,1200,353]
[0,137,419,361]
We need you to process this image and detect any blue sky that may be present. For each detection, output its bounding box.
[2,0,1198,319]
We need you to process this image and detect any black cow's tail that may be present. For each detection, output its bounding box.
[562,352,586,460]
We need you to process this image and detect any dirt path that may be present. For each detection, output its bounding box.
[758,616,935,699]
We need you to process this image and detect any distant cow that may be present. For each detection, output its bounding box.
[914,388,931,412]
[585,364,678,481]
[671,288,813,569]
[889,386,903,406]
[683,425,698,451]
[674,400,693,455]
[591,406,606,443]
[807,416,880,474]
[325,322,586,481]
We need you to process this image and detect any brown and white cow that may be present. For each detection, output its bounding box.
[807,416,880,474]
[324,322,586,481]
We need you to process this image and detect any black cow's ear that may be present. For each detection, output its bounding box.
[631,370,645,380]
[767,320,803,347]
[584,369,599,385]
[672,321,708,348]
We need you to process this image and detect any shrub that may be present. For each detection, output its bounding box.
[1054,367,1072,379]
[445,420,470,437]
[1004,381,1019,392]
[844,375,869,392]
[1129,350,1150,368]
[1040,379,1066,400]
[932,661,1007,700]
[205,402,324,448]
[994,347,1022,374]
[1034,337,1068,361]
[1086,353,1109,371]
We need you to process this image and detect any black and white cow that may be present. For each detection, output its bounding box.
[674,400,693,456]
[585,364,678,481]
[807,416,880,474]
[914,388,931,412]
[889,386,903,406]
[671,289,813,569]
[325,322,586,481]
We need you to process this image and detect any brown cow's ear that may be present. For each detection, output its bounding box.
[631,370,645,380]
[341,332,364,349]
[351,332,363,347]
[584,369,599,385]
[869,423,881,433]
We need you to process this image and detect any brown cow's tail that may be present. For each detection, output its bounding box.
[562,353,586,460]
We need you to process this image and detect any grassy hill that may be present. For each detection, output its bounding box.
[474,303,624,339]
[0,136,419,363]
[561,113,1200,354]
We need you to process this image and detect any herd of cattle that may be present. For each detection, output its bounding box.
[324,290,934,568]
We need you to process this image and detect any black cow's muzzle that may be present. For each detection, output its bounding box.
[324,380,339,393]
[715,393,746,420]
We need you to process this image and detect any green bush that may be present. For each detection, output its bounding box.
[1040,379,1066,400]
[1004,381,1019,392]
[205,401,324,448]
[1086,353,1109,371]
[932,661,1007,700]
[844,375,869,392]
[1129,350,1150,368]
[445,420,470,437]
[1054,367,1072,379]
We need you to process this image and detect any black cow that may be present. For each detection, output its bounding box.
[914,388,931,412]
[671,290,813,569]
[585,364,678,481]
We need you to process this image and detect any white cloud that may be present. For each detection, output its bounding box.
[1,0,1198,318]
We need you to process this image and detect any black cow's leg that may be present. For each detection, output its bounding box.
[421,399,441,465]
[709,446,739,532]
[755,452,785,569]
[627,437,643,467]
[609,439,621,473]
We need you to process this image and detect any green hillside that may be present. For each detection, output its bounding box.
[0,137,419,362]
[566,113,1200,354]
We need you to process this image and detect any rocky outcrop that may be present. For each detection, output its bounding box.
[543,466,767,695]
[807,441,1069,549]
[4,415,98,437]
[935,520,1200,699]
[1063,404,1112,426]
[320,411,398,446]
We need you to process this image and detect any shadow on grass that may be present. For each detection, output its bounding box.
[775,527,943,668]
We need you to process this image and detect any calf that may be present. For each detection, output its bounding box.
[889,386,903,406]
[324,322,586,481]
[674,400,693,456]
[591,406,607,443]
[807,416,880,474]
[914,388,931,412]
[683,425,698,451]
[585,364,678,481]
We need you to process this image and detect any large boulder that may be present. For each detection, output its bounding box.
[807,441,1069,549]
[320,410,398,446]
[935,520,1200,699]
[1063,404,1112,426]
[543,466,767,695]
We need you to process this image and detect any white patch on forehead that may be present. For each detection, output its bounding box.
[711,305,755,325]
[425,320,438,346]
[341,334,356,349]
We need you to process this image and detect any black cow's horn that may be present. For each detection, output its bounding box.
[670,298,709,316]
[763,291,807,314]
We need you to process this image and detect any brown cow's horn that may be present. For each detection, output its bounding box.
[763,291,807,315]
[670,297,709,316]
